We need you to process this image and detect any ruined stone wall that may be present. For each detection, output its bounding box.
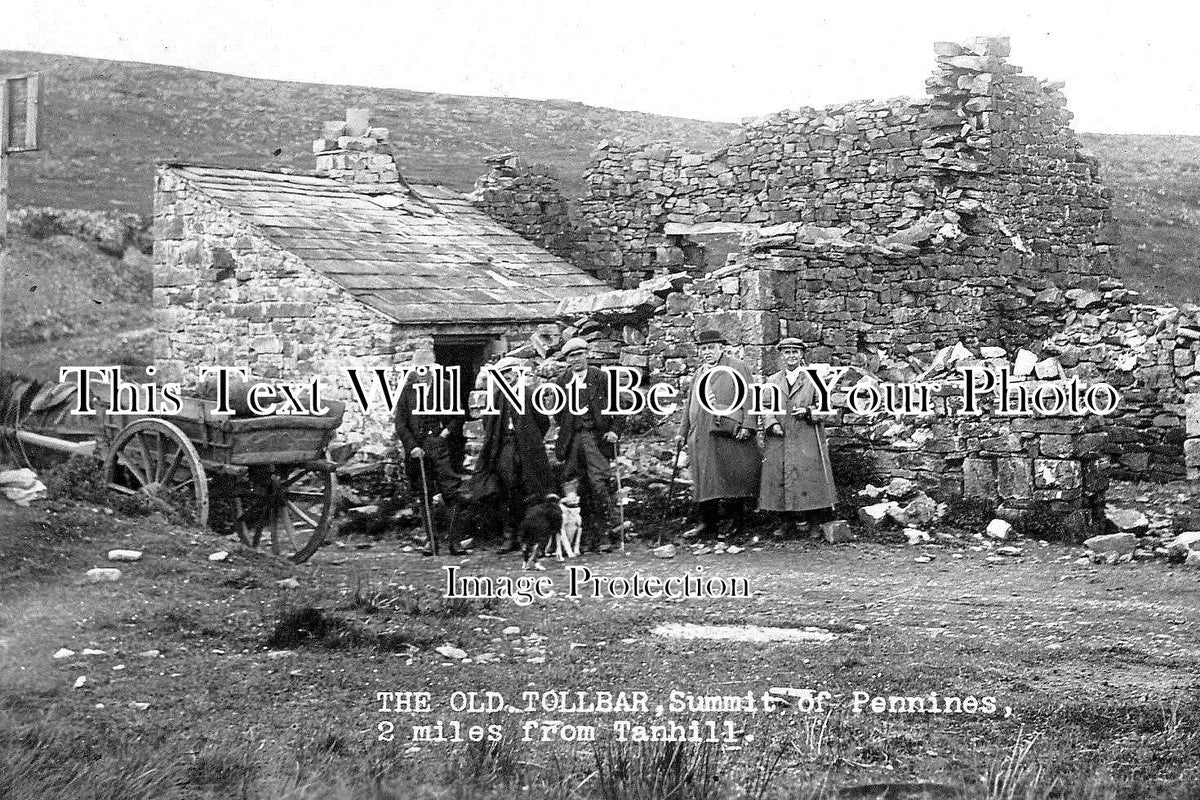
[1038,293,1200,481]
[153,166,429,444]
[568,36,1116,360]
[468,155,576,262]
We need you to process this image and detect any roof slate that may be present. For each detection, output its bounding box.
[167,164,606,325]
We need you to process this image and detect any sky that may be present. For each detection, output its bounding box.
[2,0,1198,134]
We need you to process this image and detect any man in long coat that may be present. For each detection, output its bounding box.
[758,338,837,536]
[394,359,465,555]
[677,329,761,537]
[468,357,555,552]
[554,337,620,552]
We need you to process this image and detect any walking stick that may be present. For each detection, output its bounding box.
[663,434,685,546]
[417,453,439,555]
[613,433,626,553]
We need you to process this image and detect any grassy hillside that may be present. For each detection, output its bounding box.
[1081,134,1200,304]
[0,50,737,213]
[0,51,1197,308]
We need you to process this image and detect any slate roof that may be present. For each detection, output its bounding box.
[165,164,606,325]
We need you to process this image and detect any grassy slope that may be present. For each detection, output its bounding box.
[2,494,1199,798]
[1081,134,1200,304]
[0,50,736,212]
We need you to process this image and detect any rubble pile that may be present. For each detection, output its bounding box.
[313,108,400,186]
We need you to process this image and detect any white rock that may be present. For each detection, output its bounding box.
[857,484,884,499]
[903,528,931,545]
[80,648,107,657]
[1013,349,1038,377]
[73,676,87,689]
[436,645,468,660]
[275,577,301,589]
[502,626,521,636]
[1166,531,1200,557]
[1105,507,1149,533]
[652,544,677,559]
[725,545,744,554]
[885,477,916,498]
[129,702,151,711]
[1186,551,1200,568]
[85,568,122,583]
[984,519,1012,540]
[996,546,1023,557]
[980,346,1007,359]
[137,650,161,658]
[107,549,143,562]
[858,501,899,526]
[208,551,230,562]
[53,648,76,659]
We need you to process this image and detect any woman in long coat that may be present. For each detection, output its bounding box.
[677,330,761,537]
[758,338,837,536]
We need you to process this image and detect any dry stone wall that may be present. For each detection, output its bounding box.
[468,154,576,261]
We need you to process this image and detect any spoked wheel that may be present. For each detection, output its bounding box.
[104,418,209,526]
[233,463,335,563]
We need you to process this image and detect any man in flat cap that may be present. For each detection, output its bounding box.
[554,337,620,552]
[394,353,465,554]
[468,357,555,552]
[677,329,761,538]
[758,338,837,537]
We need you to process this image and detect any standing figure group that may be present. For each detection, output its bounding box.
[678,330,837,539]
[393,338,622,557]
[392,328,837,556]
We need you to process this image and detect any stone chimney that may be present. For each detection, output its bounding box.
[313,108,401,186]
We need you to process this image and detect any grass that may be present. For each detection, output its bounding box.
[2,493,1200,799]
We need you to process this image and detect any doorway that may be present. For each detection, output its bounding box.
[433,336,500,471]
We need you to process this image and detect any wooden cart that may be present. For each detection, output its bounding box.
[96,393,345,564]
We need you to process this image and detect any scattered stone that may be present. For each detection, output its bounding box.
[85,568,122,583]
[885,477,915,498]
[275,577,301,589]
[73,676,87,689]
[502,626,521,636]
[996,546,1023,557]
[106,549,143,562]
[53,648,75,659]
[1165,531,1200,560]
[1186,551,1200,568]
[822,520,855,543]
[80,648,107,657]
[903,528,931,545]
[858,484,884,499]
[129,702,151,711]
[208,551,230,562]
[1104,507,1149,534]
[652,544,677,559]
[984,519,1012,540]
[1084,532,1137,556]
[266,650,295,659]
[435,645,468,660]
[725,545,744,554]
[137,649,161,658]
[858,502,898,527]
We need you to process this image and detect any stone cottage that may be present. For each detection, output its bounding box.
[152,112,607,443]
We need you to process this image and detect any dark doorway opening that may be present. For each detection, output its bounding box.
[434,337,499,471]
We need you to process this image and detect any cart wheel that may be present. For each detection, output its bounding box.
[233,464,335,564]
[104,418,209,526]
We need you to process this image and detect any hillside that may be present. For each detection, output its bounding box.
[0,51,1197,305]
[0,51,737,213]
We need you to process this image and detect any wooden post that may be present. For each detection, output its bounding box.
[0,120,8,375]
[0,73,44,374]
